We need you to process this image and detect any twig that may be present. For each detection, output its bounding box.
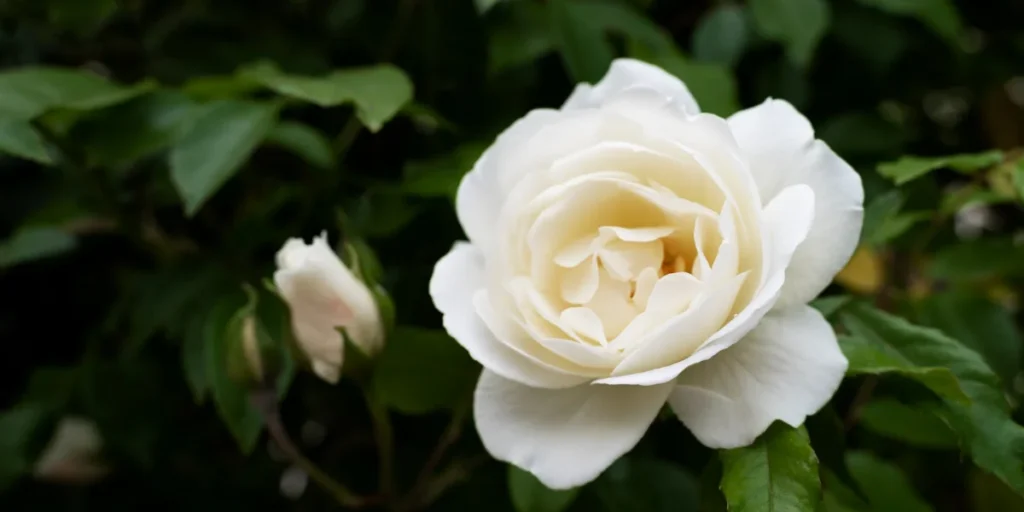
[334,116,363,158]
[844,376,879,432]
[251,389,380,508]
[410,403,468,496]
[365,390,396,499]
[405,456,486,511]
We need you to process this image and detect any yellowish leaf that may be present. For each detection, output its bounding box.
[836,247,884,294]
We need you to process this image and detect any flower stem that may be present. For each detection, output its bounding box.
[365,390,396,499]
[397,400,472,511]
[844,375,879,432]
[250,389,377,508]
[334,116,363,159]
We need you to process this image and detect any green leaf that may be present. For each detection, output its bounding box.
[0,118,54,164]
[846,451,934,512]
[80,360,163,466]
[508,465,580,512]
[841,303,1024,495]
[832,6,909,76]
[181,75,263,100]
[805,407,856,492]
[860,188,930,247]
[839,334,970,404]
[720,423,820,512]
[371,327,479,415]
[169,100,278,216]
[266,121,336,170]
[402,143,486,200]
[182,311,210,404]
[692,5,750,67]
[861,189,904,246]
[940,184,1013,215]
[874,212,931,244]
[475,0,502,14]
[821,469,871,512]
[856,0,962,44]
[577,1,675,54]
[917,291,1022,384]
[241,62,413,132]
[548,0,616,83]
[698,459,728,512]
[549,0,676,83]
[47,0,118,36]
[749,0,830,67]
[122,264,225,356]
[205,292,264,453]
[928,237,1024,281]
[75,90,197,168]
[490,3,555,75]
[255,291,298,397]
[349,189,421,238]
[0,227,76,268]
[0,405,47,492]
[648,54,739,116]
[859,399,958,449]
[1012,158,1024,203]
[0,67,153,120]
[593,457,699,512]
[819,112,907,156]
[23,366,79,411]
[811,295,852,318]
[341,236,386,286]
[878,150,1004,185]
[970,469,1024,512]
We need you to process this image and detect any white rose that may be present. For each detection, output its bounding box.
[430,59,862,489]
[275,233,384,383]
[34,417,107,484]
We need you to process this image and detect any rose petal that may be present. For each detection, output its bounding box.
[607,271,747,373]
[537,337,619,368]
[560,256,600,304]
[594,184,815,386]
[431,242,587,388]
[474,370,673,489]
[668,305,847,448]
[479,289,608,379]
[728,99,864,307]
[559,306,607,345]
[598,225,677,243]
[561,58,701,115]
[311,360,341,384]
[456,109,561,255]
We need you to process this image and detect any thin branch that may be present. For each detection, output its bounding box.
[364,390,396,499]
[844,376,879,432]
[398,401,473,511]
[251,389,380,508]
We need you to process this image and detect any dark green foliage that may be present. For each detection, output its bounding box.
[2,0,1024,511]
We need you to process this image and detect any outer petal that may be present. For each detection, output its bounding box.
[562,58,700,115]
[456,110,561,254]
[668,305,847,448]
[474,370,673,489]
[430,242,587,388]
[728,99,864,307]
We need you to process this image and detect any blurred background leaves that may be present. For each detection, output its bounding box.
[1,0,1024,510]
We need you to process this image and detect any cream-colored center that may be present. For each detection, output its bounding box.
[500,168,753,370]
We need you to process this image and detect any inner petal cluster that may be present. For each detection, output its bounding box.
[497,151,759,374]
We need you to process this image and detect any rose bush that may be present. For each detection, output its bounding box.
[431,59,864,488]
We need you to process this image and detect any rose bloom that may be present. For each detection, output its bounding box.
[275,233,384,383]
[430,59,862,489]
[33,417,107,485]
